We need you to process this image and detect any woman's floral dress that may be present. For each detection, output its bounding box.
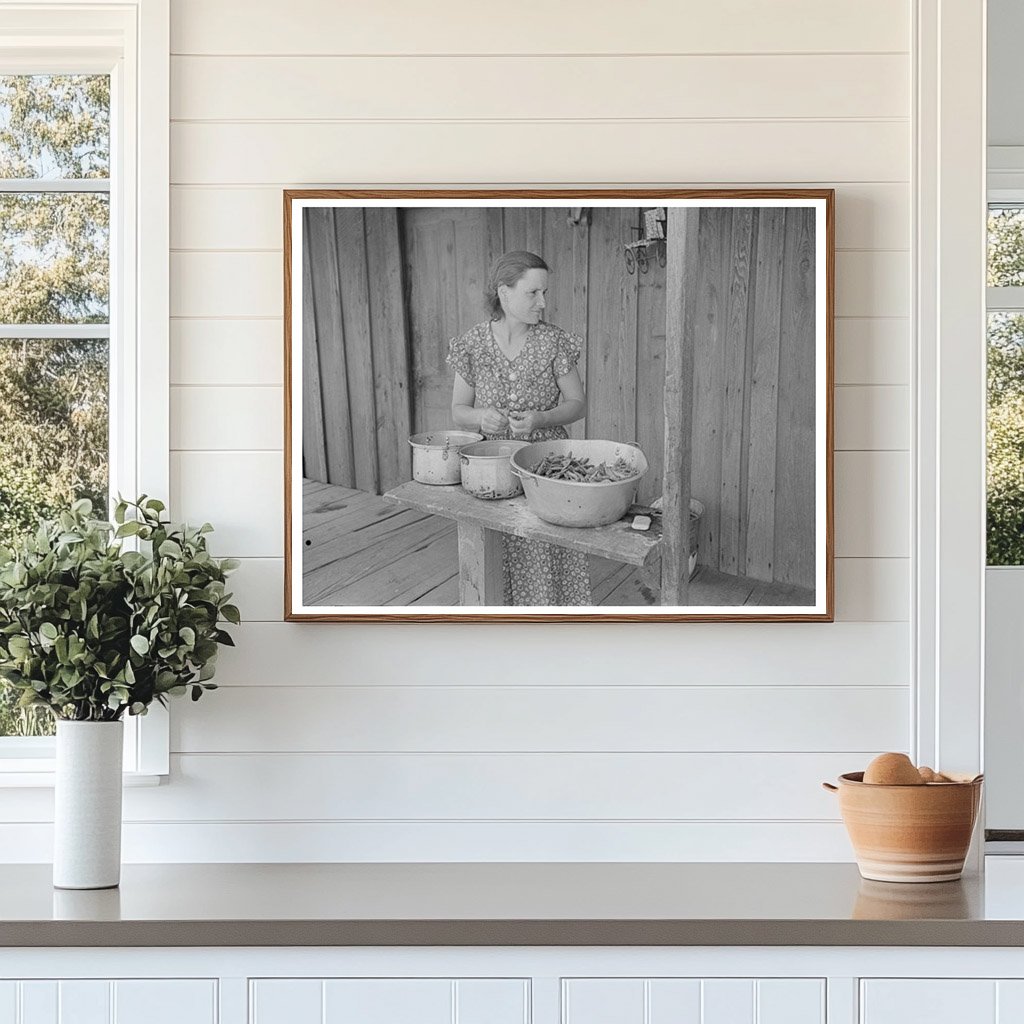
[447,320,591,606]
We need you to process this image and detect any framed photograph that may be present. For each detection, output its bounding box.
[284,189,833,622]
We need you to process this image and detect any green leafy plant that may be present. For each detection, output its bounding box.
[0,496,239,722]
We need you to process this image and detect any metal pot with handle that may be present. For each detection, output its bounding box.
[459,440,531,500]
[408,431,483,485]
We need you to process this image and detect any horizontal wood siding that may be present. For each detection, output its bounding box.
[0,0,917,863]
[171,122,908,184]
[172,55,910,121]
[169,0,909,54]
[170,685,910,754]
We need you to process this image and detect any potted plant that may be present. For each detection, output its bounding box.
[0,496,239,889]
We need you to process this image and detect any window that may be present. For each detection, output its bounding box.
[984,194,1024,838]
[0,2,169,780]
[986,205,1024,566]
[0,73,111,739]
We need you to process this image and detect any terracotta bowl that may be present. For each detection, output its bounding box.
[823,772,983,883]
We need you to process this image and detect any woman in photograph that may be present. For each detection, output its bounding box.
[448,250,590,605]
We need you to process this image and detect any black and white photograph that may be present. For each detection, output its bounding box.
[285,191,833,621]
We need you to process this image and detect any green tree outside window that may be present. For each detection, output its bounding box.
[988,208,1024,566]
[0,75,110,736]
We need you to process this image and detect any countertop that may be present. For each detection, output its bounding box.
[7,861,1024,947]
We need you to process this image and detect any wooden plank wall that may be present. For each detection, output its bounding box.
[302,208,411,492]
[412,207,595,440]
[306,202,814,588]
[689,208,816,588]
[400,206,666,495]
[403,207,491,435]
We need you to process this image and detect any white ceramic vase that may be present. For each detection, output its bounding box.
[53,720,124,889]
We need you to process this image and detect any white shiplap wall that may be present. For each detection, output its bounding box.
[4,0,916,861]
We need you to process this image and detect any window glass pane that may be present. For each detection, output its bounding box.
[0,192,109,323]
[988,206,1024,288]
[0,338,107,739]
[0,691,53,738]
[0,337,109,536]
[988,312,1024,565]
[0,74,111,741]
[0,75,109,179]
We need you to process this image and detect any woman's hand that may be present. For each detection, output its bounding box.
[508,409,545,437]
[479,407,510,434]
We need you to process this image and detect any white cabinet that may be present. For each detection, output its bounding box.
[0,980,216,1024]
[10,948,1024,1024]
[562,978,825,1024]
[249,978,529,1024]
[860,979,1024,1024]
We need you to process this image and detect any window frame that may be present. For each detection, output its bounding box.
[913,0,986,867]
[983,190,1024,837]
[0,0,169,783]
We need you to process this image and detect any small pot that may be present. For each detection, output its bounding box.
[823,771,983,883]
[460,440,531,500]
[408,431,483,485]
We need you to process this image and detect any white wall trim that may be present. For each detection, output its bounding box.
[136,0,170,511]
[988,146,1024,192]
[0,0,170,778]
[913,0,986,788]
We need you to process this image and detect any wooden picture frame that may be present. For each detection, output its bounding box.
[284,189,834,622]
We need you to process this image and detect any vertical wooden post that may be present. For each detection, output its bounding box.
[300,222,328,484]
[746,208,784,583]
[457,523,504,605]
[334,208,380,497]
[568,210,590,441]
[366,207,413,495]
[307,208,356,488]
[661,209,699,606]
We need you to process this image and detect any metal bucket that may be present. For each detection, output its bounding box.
[460,440,531,500]
[408,431,483,485]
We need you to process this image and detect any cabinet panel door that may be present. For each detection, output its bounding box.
[251,979,528,1024]
[11,981,216,1024]
[113,981,217,1024]
[861,980,997,1024]
[564,979,825,1024]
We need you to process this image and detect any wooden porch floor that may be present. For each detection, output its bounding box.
[303,480,813,608]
